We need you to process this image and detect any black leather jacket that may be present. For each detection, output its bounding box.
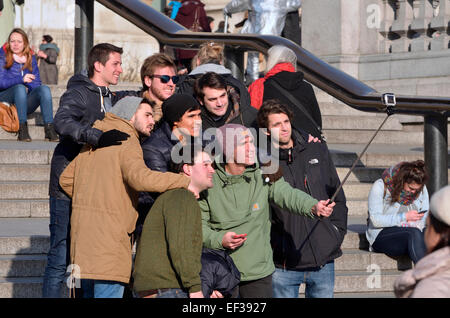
[49,74,138,199]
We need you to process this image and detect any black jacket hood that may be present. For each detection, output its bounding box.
[270,71,305,91]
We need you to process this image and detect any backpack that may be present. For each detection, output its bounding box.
[0,102,19,133]
[189,8,203,32]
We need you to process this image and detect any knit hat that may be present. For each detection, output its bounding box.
[216,124,253,161]
[162,93,200,129]
[266,45,297,73]
[429,185,450,226]
[109,96,143,121]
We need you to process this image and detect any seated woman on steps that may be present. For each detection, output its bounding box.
[366,160,429,264]
[0,28,58,142]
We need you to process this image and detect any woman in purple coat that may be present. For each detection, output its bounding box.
[0,28,57,141]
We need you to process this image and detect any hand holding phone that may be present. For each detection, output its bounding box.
[223,232,247,250]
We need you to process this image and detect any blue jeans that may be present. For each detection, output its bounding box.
[42,197,71,298]
[372,227,426,264]
[81,280,125,298]
[272,261,335,298]
[156,288,189,298]
[0,84,53,123]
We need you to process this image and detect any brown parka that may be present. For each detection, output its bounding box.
[59,113,190,284]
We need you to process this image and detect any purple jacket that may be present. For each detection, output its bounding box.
[0,46,42,92]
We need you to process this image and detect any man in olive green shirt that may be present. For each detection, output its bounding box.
[133,144,215,298]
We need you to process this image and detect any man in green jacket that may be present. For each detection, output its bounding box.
[133,144,216,298]
[198,123,335,298]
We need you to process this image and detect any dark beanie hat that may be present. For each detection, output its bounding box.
[162,93,201,129]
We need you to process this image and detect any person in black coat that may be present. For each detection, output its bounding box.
[138,93,202,223]
[43,43,138,298]
[194,72,257,132]
[257,99,348,298]
[249,45,323,140]
[176,41,252,115]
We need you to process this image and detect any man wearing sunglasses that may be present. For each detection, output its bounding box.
[140,53,179,124]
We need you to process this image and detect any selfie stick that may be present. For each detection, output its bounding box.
[329,93,396,204]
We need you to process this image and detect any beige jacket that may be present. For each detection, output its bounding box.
[60,113,190,284]
[394,246,450,298]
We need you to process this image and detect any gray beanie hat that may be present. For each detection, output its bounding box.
[109,96,144,121]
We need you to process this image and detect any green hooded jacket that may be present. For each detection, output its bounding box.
[198,158,318,282]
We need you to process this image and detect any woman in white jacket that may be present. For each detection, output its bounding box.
[366,160,429,264]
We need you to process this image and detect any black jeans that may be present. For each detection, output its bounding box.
[233,274,273,298]
[372,227,426,264]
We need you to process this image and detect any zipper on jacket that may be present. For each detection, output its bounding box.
[288,149,292,164]
[304,175,312,195]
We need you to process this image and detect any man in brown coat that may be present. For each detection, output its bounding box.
[59,96,191,298]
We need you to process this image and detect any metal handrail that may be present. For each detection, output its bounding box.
[96,0,450,116]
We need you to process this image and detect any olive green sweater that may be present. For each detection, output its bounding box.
[133,188,203,293]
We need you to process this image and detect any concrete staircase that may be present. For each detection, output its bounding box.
[0,83,449,298]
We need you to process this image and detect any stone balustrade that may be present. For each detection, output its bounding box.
[381,0,449,53]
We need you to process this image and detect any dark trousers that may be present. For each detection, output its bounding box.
[42,197,71,297]
[372,227,426,264]
[233,274,273,298]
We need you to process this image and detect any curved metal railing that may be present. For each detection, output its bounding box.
[96,0,450,116]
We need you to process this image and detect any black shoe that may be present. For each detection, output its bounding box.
[18,122,32,142]
[44,123,59,142]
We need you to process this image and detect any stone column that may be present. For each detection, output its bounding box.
[410,0,434,52]
[390,0,414,53]
[430,0,450,51]
[302,0,362,78]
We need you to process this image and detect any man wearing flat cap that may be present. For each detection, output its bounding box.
[59,96,191,298]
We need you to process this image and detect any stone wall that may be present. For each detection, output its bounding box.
[302,0,450,98]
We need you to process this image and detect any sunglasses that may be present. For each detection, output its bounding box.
[150,74,180,84]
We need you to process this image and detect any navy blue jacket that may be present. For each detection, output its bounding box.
[0,46,41,92]
[49,73,138,199]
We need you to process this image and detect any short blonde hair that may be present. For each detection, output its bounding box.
[191,41,225,70]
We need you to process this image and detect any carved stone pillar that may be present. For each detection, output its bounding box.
[391,0,414,52]
[430,0,450,50]
[379,0,396,53]
[410,0,434,51]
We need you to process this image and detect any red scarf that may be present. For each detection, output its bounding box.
[248,62,295,110]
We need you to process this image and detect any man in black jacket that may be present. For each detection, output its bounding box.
[257,99,348,298]
[137,93,202,223]
[43,43,137,298]
[194,72,257,133]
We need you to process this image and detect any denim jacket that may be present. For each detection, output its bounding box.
[365,178,429,247]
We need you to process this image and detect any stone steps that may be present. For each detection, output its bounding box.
[322,115,403,131]
[0,217,406,297]
[1,142,447,219]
